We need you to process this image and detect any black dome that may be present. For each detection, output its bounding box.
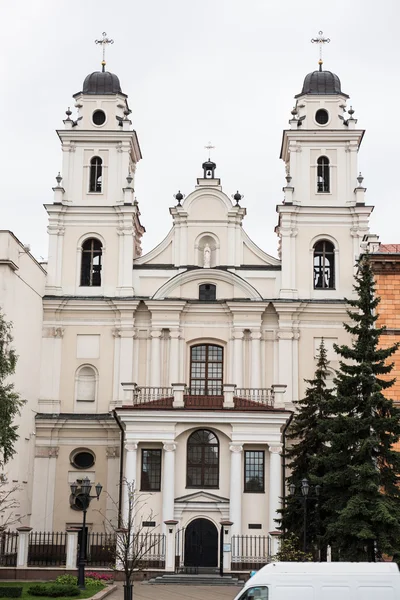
[82,71,122,95]
[295,69,348,98]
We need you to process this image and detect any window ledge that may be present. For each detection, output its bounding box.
[244,490,265,494]
[185,486,220,490]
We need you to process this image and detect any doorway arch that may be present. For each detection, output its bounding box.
[184,518,218,567]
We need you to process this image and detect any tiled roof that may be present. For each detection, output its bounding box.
[378,244,400,253]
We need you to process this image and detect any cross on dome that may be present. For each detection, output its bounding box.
[204,141,215,161]
[95,32,114,72]
[311,30,330,71]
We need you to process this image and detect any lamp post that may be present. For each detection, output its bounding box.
[289,478,320,554]
[70,477,103,589]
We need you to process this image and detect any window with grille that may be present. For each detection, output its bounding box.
[244,451,265,492]
[199,284,216,301]
[89,156,103,192]
[80,238,102,286]
[313,240,335,289]
[187,429,219,488]
[140,450,162,491]
[317,156,330,193]
[190,344,223,395]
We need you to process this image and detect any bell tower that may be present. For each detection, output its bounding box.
[45,37,145,297]
[276,38,372,300]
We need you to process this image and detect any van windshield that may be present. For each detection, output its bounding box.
[240,586,269,599]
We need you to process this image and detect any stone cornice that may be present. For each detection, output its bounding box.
[370,254,400,274]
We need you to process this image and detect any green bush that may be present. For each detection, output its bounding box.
[0,588,22,598]
[55,575,77,586]
[83,578,103,589]
[28,583,80,597]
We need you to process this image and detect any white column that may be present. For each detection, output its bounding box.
[16,527,32,568]
[119,333,134,388]
[162,443,176,534]
[169,331,180,384]
[233,331,243,388]
[66,528,79,569]
[132,331,139,384]
[123,443,138,523]
[229,444,243,535]
[268,445,282,533]
[251,332,262,388]
[277,330,293,401]
[150,329,162,387]
[164,520,178,572]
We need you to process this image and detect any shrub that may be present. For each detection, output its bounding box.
[0,588,22,598]
[55,575,77,586]
[28,583,80,597]
[84,578,103,589]
[85,572,113,582]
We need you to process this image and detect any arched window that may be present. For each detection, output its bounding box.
[187,429,219,488]
[89,156,102,192]
[76,366,97,402]
[190,344,223,395]
[199,284,216,301]
[317,156,330,193]
[314,240,335,289]
[80,238,102,286]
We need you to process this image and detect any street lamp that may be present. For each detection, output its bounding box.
[288,478,321,554]
[70,477,103,588]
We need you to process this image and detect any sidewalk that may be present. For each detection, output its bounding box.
[108,582,241,599]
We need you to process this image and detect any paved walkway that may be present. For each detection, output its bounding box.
[109,582,241,600]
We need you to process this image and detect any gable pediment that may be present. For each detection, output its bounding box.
[175,491,229,504]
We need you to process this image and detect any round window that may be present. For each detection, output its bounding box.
[315,109,329,125]
[70,450,95,469]
[92,110,106,126]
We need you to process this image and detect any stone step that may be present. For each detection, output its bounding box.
[148,574,243,586]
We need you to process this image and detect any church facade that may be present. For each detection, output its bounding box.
[1,60,373,569]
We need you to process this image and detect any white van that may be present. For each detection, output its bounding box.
[232,562,400,600]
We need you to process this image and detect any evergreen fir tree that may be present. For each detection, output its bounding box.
[0,310,25,467]
[320,255,400,561]
[279,339,334,555]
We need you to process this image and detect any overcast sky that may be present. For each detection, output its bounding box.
[1,0,399,261]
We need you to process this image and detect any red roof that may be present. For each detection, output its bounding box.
[378,244,400,253]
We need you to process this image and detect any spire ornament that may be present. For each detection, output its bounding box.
[95,32,114,72]
[311,31,330,70]
[204,141,215,161]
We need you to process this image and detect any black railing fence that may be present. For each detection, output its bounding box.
[0,530,17,566]
[28,531,67,566]
[231,534,271,571]
[135,533,165,569]
[85,532,116,567]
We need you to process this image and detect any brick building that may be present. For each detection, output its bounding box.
[369,242,400,451]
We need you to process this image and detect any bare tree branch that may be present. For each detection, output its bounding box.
[0,479,23,529]
[97,479,164,585]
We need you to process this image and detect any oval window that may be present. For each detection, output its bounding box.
[92,110,106,126]
[70,449,95,469]
[315,109,329,125]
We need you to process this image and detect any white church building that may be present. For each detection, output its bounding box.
[0,58,373,570]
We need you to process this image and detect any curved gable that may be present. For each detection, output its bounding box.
[152,268,263,300]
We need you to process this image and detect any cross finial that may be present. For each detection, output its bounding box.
[95,32,114,72]
[311,30,330,70]
[205,141,215,161]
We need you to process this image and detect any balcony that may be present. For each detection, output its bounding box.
[118,383,287,411]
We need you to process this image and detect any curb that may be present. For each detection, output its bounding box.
[91,584,118,600]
